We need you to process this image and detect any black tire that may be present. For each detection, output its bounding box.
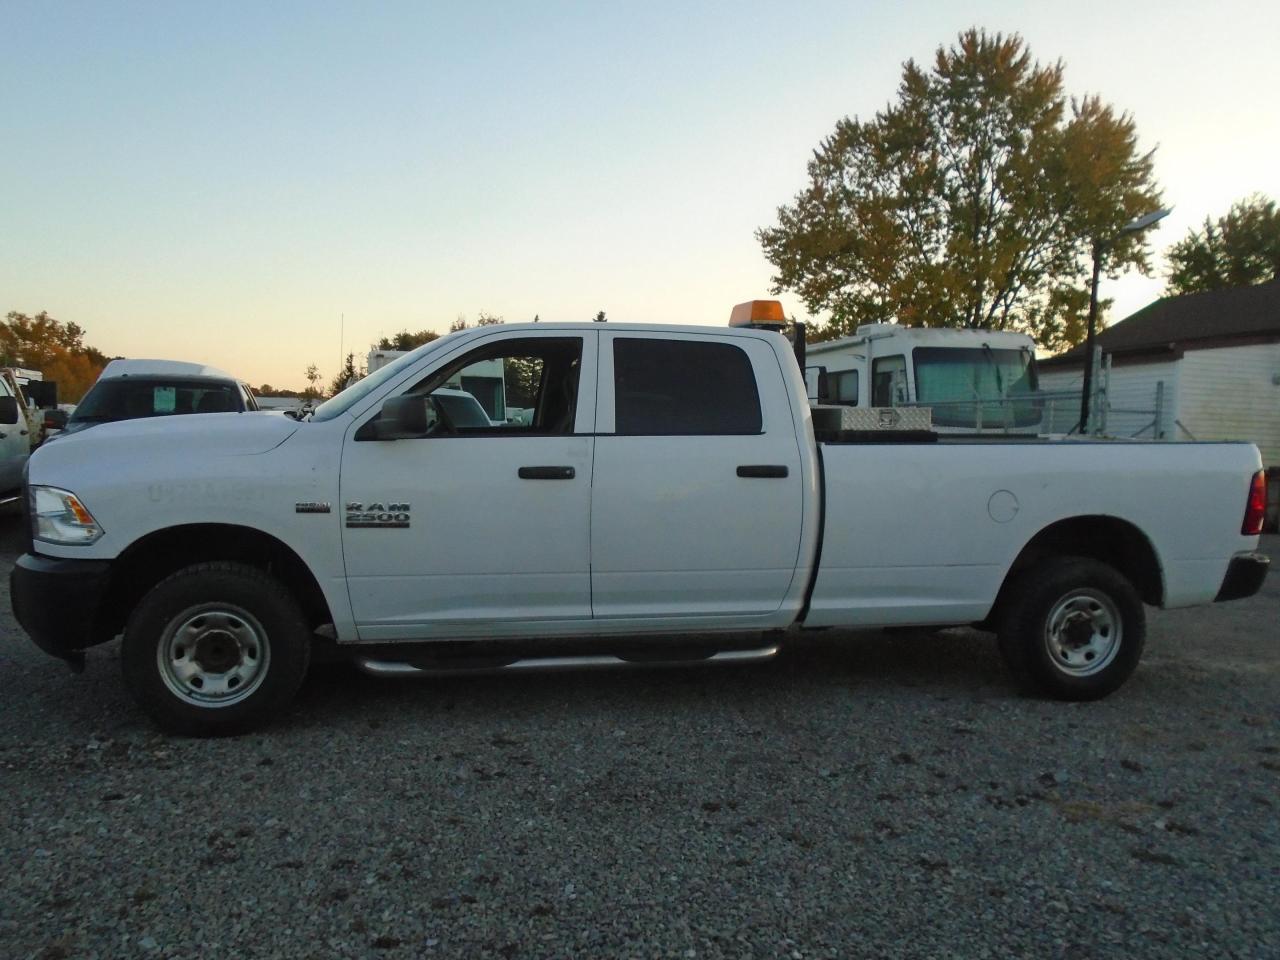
[122,562,311,736]
[996,556,1145,701]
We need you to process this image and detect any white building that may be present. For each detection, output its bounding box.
[1039,280,1280,528]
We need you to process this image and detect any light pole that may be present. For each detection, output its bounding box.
[1078,208,1171,434]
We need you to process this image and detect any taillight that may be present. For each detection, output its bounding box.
[1243,470,1267,535]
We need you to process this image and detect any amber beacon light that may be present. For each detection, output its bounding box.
[729,300,788,328]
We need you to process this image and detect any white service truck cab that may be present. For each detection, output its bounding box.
[805,325,1042,434]
[0,373,34,498]
[11,317,1270,735]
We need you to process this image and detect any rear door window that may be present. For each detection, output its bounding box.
[612,338,761,435]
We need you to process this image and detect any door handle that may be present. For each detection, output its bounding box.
[518,466,576,480]
[737,465,789,479]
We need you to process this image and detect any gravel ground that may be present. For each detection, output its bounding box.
[1,515,1277,960]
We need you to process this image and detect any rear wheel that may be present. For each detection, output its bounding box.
[997,557,1145,701]
[122,562,311,736]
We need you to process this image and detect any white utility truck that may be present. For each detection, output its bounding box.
[12,311,1270,735]
[804,324,1043,434]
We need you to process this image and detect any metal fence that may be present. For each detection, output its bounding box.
[896,383,1167,438]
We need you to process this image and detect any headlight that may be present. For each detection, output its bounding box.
[30,486,104,545]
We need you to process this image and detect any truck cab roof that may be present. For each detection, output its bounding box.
[98,359,238,381]
[807,325,1036,355]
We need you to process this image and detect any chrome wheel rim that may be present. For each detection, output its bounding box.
[1044,588,1122,677]
[157,603,271,708]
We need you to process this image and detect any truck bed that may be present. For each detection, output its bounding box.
[803,436,1263,628]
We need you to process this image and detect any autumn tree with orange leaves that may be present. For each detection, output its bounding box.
[1,311,110,402]
[759,29,1164,353]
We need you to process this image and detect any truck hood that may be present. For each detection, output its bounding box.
[34,412,300,468]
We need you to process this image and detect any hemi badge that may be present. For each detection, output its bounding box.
[295,502,331,514]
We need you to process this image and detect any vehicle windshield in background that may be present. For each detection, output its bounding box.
[912,347,1040,428]
[66,379,241,432]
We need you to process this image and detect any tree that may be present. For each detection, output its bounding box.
[303,363,322,399]
[42,351,105,403]
[376,329,440,351]
[758,29,1163,352]
[450,311,504,332]
[1,310,109,402]
[328,353,362,396]
[1165,194,1280,295]
[592,311,607,323]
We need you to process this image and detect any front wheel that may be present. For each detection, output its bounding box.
[122,562,311,736]
[997,557,1145,701]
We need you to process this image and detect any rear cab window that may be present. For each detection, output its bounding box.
[831,369,859,406]
[871,355,908,406]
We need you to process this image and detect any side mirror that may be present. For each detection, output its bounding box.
[44,409,69,430]
[373,395,436,439]
[0,396,18,425]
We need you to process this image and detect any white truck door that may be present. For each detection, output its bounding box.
[340,333,597,641]
[591,332,806,621]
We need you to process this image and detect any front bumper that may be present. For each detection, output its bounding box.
[1213,552,1270,603]
[10,552,114,659]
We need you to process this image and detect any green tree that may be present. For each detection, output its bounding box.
[449,311,504,332]
[1165,194,1280,295]
[303,363,322,399]
[758,29,1163,352]
[328,353,362,395]
[376,329,440,351]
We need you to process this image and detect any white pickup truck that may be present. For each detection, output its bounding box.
[11,322,1270,735]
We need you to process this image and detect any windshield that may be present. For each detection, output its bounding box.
[70,379,241,423]
[912,346,1040,428]
[311,338,451,422]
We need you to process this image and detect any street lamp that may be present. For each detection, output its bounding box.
[1078,208,1172,434]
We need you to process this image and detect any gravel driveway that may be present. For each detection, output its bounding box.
[2,516,1276,960]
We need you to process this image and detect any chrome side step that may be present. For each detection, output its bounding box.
[356,643,780,678]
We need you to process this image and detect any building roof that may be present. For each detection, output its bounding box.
[1041,279,1280,368]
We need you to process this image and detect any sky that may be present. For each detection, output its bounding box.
[3,0,1278,389]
